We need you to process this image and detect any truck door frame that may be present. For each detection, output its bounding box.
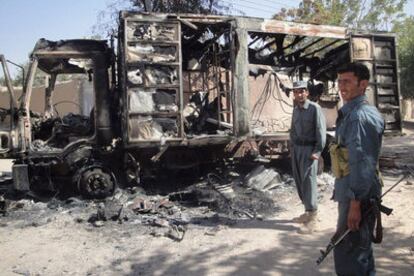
[0,55,18,155]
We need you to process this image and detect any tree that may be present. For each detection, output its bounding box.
[393,16,414,98]
[0,63,25,87]
[93,0,238,37]
[130,0,233,14]
[273,0,407,31]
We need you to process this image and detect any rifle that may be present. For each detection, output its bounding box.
[316,171,410,265]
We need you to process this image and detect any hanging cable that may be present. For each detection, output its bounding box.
[251,73,272,124]
[221,0,278,16]
[238,0,295,10]
[272,73,293,111]
[259,0,300,8]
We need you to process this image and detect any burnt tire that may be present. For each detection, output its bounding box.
[75,165,116,199]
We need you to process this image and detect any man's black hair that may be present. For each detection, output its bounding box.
[337,62,370,81]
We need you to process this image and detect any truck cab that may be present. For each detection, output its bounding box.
[1,39,118,197]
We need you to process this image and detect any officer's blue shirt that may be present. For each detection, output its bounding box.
[334,95,384,202]
[290,99,326,156]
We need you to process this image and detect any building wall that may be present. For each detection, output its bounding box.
[0,80,91,115]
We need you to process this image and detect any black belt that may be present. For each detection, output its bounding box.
[294,139,316,146]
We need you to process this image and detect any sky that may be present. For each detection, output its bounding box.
[0,0,413,77]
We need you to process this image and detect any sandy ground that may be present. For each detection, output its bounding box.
[0,131,413,276]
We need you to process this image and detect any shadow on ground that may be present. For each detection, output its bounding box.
[86,222,413,276]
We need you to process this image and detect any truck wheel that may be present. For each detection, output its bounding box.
[75,165,116,199]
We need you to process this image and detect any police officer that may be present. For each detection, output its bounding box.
[290,81,326,232]
[333,62,384,275]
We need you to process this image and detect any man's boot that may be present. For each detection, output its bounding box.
[292,212,310,223]
[292,209,318,223]
[297,211,318,234]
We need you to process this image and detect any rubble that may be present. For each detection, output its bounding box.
[244,165,284,192]
[0,147,355,248]
[0,195,7,216]
[0,164,309,241]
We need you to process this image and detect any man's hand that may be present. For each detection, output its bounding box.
[310,153,319,160]
[347,200,361,231]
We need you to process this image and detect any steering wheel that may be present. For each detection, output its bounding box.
[52,101,82,118]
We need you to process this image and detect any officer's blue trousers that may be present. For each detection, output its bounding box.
[334,201,376,276]
[291,145,318,211]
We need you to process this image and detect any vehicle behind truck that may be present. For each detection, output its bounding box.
[0,12,402,198]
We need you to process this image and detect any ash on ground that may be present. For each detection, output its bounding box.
[0,164,335,241]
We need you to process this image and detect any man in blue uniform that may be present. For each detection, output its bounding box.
[333,62,384,275]
[290,81,326,232]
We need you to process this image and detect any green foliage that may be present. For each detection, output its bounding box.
[130,0,233,14]
[274,0,407,31]
[393,16,414,98]
[93,0,238,37]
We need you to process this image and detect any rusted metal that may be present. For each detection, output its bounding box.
[261,20,347,39]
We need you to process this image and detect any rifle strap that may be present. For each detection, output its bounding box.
[371,200,383,243]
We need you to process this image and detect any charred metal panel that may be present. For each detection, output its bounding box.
[145,65,178,86]
[0,132,10,154]
[12,164,29,191]
[128,116,178,140]
[351,34,401,133]
[374,41,393,60]
[233,19,250,137]
[126,22,178,41]
[376,67,395,83]
[228,17,347,39]
[128,68,144,85]
[128,88,178,113]
[261,20,347,39]
[127,65,178,86]
[129,88,157,113]
[121,14,182,144]
[127,44,177,63]
[93,53,113,145]
[352,37,372,59]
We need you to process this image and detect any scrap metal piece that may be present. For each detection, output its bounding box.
[207,173,254,218]
[151,145,169,163]
[12,164,30,191]
[0,195,8,216]
[165,224,186,241]
[178,17,198,30]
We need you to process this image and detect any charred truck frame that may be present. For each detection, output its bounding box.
[0,12,401,197]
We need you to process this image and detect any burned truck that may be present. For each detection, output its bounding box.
[0,12,401,197]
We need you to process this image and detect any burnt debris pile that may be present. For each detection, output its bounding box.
[0,164,335,241]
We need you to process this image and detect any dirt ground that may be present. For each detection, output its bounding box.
[0,129,413,276]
